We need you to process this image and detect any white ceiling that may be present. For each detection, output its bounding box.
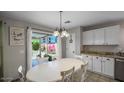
[1,11,124,29]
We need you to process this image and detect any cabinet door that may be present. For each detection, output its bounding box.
[104,25,120,45]
[86,55,93,71]
[93,28,105,45]
[102,57,114,77]
[82,30,94,45]
[82,54,93,71]
[93,56,102,73]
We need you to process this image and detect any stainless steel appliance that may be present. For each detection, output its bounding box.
[115,58,124,81]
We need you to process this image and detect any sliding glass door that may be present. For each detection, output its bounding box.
[27,28,62,69]
[32,32,58,67]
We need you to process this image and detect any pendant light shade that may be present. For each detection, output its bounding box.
[54,30,60,36]
[53,11,69,38]
[61,30,69,37]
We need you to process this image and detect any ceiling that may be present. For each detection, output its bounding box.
[1,11,124,29]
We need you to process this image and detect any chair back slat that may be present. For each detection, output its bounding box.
[73,62,88,82]
[61,67,75,82]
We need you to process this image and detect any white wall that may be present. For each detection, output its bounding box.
[0,21,3,77]
[56,36,62,59]
[65,27,82,57]
[1,17,53,78]
[61,37,66,58]
[119,23,124,50]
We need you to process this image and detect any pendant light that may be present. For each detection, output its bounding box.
[53,11,69,37]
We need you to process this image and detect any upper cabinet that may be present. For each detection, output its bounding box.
[104,25,120,45]
[82,25,120,45]
[94,28,105,45]
[82,30,94,45]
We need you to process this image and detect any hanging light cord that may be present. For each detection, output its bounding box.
[60,11,62,31]
[54,11,69,37]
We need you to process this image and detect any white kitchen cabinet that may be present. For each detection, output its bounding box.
[82,30,94,45]
[93,28,105,45]
[82,53,115,77]
[93,56,102,73]
[82,54,93,71]
[82,25,120,45]
[104,25,120,45]
[102,57,115,77]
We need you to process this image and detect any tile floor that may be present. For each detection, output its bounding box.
[85,71,118,82]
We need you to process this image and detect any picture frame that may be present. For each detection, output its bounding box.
[9,27,25,46]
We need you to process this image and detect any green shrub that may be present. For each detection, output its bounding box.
[32,42,40,51]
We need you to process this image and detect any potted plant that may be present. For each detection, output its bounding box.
[44,54,52,61]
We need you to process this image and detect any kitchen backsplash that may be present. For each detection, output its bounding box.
[82,45,120,53]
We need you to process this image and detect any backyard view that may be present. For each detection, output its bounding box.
[32,33,57,67]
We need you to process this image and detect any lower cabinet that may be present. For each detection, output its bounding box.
[93,56,102,73]
[102,57,114,77]
[82,54,93,71]
[82,54,115,78]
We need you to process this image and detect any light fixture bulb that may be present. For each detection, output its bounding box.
[61,30,69,37]
[61,30,66,37]
[66,32,70,37]
[53,30,59,36]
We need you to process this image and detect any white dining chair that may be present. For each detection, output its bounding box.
[73,62,88,82]
[60,67,75,82]
[74,55,83,61]
[81,61,88,81]
[0,65,24,82]
[10,65,24,82]
[17,65,24,82]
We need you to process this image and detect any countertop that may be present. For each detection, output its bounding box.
[81,52,124,59]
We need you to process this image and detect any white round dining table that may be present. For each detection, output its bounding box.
[26,58,85,82]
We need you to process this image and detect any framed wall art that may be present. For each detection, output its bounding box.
[10,27,25,46]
